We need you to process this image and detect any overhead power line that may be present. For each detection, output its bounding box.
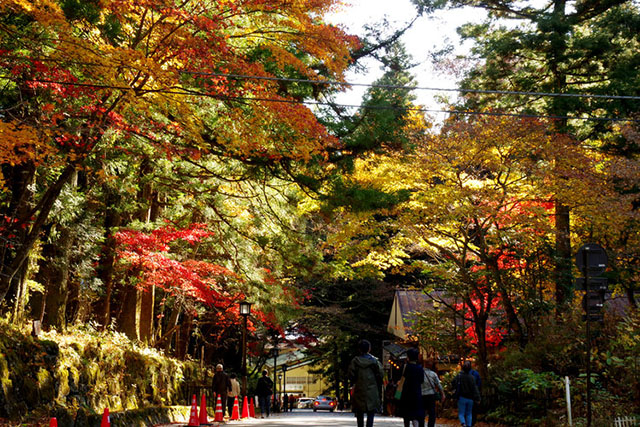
[1,75,639,123]
[226,96,640,122]
[3,55,640,101]
[183,71,640,101]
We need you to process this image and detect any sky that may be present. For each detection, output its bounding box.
[326,0,487,115]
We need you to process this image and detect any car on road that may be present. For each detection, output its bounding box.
[313,395,337,412]
[297,397,314,409]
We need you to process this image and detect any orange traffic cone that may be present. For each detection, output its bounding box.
[187,394,200,426]
[241,396,249,418]
[198,393,209,424]
[231,396,240,420]
[249,396,255,418]
[100,408,110,427]
[49,418,58,427]
[214,395,224,422]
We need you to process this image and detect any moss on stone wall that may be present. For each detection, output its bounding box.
[0,320,208,425]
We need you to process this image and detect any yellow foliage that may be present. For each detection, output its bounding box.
[325,115,635,286]
[0,123,56,186]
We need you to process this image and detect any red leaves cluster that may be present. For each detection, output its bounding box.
[114,223,237,306]
[455,296,507,351]
[22,60,91,100]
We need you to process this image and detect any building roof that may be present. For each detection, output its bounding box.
[383,341,409,359]
[387,289,445,340]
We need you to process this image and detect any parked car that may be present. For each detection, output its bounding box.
[297,397,314,409]
[313,395,337,412]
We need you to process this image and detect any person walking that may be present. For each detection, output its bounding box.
[212,364,231,417]
[453,361,481,427]
[348,339,384,427]
[468,362,482,426]
[227,373,241,417]
[421,360,445,427]
[256,370,274,418]
[384,380,397,416]
[289,393,296,411]
[283,392,289,412]
[398,348,425,427]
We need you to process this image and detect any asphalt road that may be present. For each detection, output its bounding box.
[156,408,458,427]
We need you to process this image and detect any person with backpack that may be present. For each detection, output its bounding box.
[452,361,481,427]
[256,370,274,418]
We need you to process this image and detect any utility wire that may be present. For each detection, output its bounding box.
[4,56,640,101]
[2,75,639,123]
[184,71,640,101]
[218,95,638,123]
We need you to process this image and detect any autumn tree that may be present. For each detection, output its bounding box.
[0,0,359,358]
[329,114,632,374]
[411,0,640,306]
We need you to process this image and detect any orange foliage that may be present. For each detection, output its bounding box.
[1,0,360,164]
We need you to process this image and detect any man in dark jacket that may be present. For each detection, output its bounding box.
[255,370,274,418]
[212,364,231,416]
[453,361,481,427]
[468,361,481,425]
[348,339,384,427]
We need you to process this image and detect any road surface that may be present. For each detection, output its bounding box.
[156,408,458,426]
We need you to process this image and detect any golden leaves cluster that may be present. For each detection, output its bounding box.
[0,121,56,190]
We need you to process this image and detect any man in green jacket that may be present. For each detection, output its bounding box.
[348,339,384,427]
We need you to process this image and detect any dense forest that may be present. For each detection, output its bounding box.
[1,0,639,425]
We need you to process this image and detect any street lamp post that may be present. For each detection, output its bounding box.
[239,301,252,397]
[272,346,279,411]
[282,364,287,403]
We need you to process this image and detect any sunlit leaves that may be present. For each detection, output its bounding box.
[1,0,359,166]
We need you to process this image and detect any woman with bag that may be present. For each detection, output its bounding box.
[421,360,445,427]
[397,348,425,427]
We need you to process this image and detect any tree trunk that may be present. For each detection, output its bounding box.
[548,0,573,307]
[11,263,30,323]
[66,276,81,324]
[119,285,142,341]
[140,285,155,343]
[554,200,572,304]
[38,227,74,330]
[176,312,193,360]
[120,157,157,342]
[162,302,182,353]
[481,238,526,346]
[94,184,122,328]
[138,175,160,343]
[0,165,75,305]
[473,318,489,380]
[0,162,36,313]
